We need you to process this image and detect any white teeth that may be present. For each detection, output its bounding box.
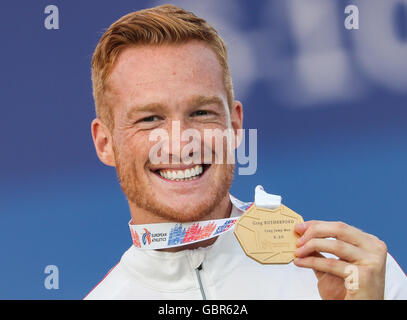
[157,165,204,181]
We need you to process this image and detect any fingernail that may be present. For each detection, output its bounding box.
[296,236,304,247]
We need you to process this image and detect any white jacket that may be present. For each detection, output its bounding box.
[85,196,407,300]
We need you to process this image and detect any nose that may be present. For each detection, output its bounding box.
[162,119,201,164]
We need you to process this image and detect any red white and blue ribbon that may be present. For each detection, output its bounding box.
[128,186,281,250]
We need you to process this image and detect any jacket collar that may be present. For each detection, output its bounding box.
[120,194,246,291]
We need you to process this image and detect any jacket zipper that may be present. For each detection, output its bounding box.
[195,264,206,300]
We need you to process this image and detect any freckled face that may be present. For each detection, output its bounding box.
[107,41,235,222]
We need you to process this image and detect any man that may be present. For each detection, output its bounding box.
[85,4,406,299]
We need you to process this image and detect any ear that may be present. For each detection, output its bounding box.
[91,118,116,167]
[230,100,243,148]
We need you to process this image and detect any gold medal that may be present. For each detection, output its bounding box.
[234,204,303,264]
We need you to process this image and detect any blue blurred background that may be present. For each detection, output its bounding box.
[0,0,406,299]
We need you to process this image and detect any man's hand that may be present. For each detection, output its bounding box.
[293,220,387,300]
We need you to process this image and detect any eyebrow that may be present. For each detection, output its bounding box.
[125,103,167,119]
[125,95,225,119]
[188,95,224,110]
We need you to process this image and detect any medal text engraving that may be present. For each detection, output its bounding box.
[234,204,304,264]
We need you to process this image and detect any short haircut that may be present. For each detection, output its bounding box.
[91,4,234,131]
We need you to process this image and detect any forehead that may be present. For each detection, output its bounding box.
[107,41,226,110]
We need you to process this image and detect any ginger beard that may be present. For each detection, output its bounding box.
[112,140,235,223]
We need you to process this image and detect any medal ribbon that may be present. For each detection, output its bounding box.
[128,186,281,250]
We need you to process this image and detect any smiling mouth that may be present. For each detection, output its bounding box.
[152,164,211,181]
